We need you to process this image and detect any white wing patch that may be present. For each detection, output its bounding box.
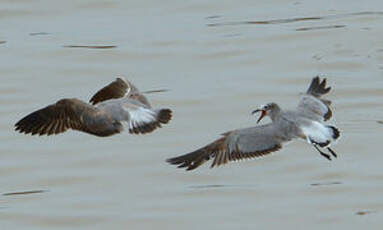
[129,107,156,127]
[124,106,164,134]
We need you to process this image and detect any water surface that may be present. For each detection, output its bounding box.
[1,0,383,229]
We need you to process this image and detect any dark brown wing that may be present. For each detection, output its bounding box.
[89,78,129,105]
[90,77,152,108]
[15,98,99,136]
[166,125,283,171]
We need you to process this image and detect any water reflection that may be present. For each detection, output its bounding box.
[207,11,383,27]
[29,32,50,36]
[310,181,342,187]
[189,184,257,189]
[296,25,346,31]
[3,190,48,196]
[63,45,117,49]
[355,210,377,215]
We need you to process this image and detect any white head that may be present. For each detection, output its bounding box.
[251,102,281,123]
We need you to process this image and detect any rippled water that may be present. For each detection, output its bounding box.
[1,0,383,229]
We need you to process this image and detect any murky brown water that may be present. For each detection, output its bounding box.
[1,0,383,229]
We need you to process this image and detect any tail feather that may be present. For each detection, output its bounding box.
[327,125,340,140]
[128,108,172,135]
[302,122,340,147]
[157,109,172,124]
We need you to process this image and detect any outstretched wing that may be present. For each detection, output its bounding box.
[166,124,285,171]
[15,98,103,136]
[123,102,172,135]
[297,76,332,121]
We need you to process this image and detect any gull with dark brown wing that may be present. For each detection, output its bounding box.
[15,77,172,137]
[167,76,340,171]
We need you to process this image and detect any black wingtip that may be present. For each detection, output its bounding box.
[14,112,39,136]
[307,76,320,92]
[307,76,331,96]
[166,153,201,171]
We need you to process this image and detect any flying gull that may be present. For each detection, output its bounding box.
[167,76,340,171]
[15,77,172,137]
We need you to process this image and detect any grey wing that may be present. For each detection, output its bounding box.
[297,76,332,121]
[15,98,106,136]
[123,101,172,134]
[224,125,284,160]
[167,124,284,171]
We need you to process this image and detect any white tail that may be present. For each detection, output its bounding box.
[302,121,340,147]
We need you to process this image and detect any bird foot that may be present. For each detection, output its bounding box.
[313,144,332,161]
[327,147,337,158]
[320,152,332,161]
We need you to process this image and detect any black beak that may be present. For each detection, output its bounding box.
[252,109,266,124]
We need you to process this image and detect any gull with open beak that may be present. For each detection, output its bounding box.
[252,106,270,123]
[167,76,340,171]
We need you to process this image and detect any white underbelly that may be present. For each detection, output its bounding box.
[300,121,332,145]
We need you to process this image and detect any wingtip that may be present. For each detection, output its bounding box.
[313,75,320,82]
[166,154,200,171]
[165,158,173,164]
[325,86,331,93]
[319,77,327,87]
[14,119,27,134]
[89,95,98,105]
[166,159,189,170]
[307,76,332,96]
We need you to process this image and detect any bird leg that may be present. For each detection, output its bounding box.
[327,147,337,158]
[313,144,331,161]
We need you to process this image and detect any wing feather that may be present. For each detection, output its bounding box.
[124,103,172,135]
[89,77,152,107]
[15,98,98,136]
[90,78,129,105]
[167,125,284,171]
[297,76,333,121]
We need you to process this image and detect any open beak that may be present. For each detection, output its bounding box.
[251,109,266,123]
